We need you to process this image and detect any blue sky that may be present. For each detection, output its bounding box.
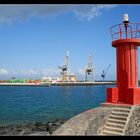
[0,4,140,80]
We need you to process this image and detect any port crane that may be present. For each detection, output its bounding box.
[58,50,77,82]
[58,50,69,76]
[101,64,111,81]
[84,53,94,82]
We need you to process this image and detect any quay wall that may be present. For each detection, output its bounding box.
[0,82,116,86]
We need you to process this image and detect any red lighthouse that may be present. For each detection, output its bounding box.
[107,14,140,105]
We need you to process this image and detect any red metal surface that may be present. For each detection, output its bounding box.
[107,22,140,105]
[107,88,118,103]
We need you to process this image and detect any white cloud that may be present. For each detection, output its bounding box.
[73,4,117,21]
[0,67,61,78]
[0,4,117,25]
[41,68,60,76]
[77,68,85,76]
[0,68,8,75]
[18,69,40,77]
[28,69,38,75]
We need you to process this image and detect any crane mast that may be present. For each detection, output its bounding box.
[65,50,69,66]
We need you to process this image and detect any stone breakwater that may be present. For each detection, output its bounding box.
[125,105,140,135]
[53,105,140,135]
[0,119,65,136]
[53,106,111,135]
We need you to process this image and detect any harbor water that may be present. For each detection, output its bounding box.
[0,85,116,126]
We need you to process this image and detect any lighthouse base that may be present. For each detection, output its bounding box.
[107,87,140,105]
